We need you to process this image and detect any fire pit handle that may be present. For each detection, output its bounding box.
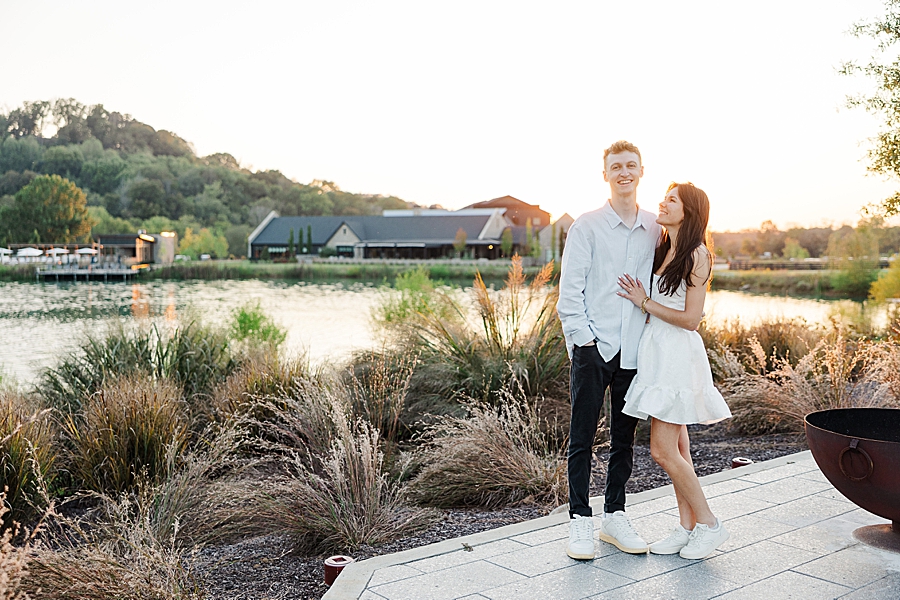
[839,438,874,482]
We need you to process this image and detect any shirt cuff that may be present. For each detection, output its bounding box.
[572,329,595,348]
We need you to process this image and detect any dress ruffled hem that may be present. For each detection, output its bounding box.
[623,382,732,425]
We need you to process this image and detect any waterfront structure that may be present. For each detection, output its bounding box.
[247,197,565,261]
[96,231,177,264]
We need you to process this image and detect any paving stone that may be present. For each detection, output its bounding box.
[700,540,821,586]
[694,492,776,521]
[739,475,831,505]
[769,517,862,554]
[838,572,900,599]
[369,561,524,600]
[632,511,685,548]
[592,550,689,581]
[738,461,817,484]
[815,489,855,504]
[622,494,678,519]
[481,562,633,600]
[588,562,739,600]
[699,478,758,498]
[510,523,568,546]
[793,545,898,589]
[359,591,388,600]
[796,469,830,484]
[456,596,490,600]
[840,508,892,527]
[367,564,423,587]
[716,513,795,552]
[754,494,854,528]
[407,538,529,573]
[714,570,852,599]
[487,540,595,577]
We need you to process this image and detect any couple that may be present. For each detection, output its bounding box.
[557,140,732,562]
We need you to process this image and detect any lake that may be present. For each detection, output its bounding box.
[0,279,886,386]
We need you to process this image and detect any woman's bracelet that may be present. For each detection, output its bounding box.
[641,296,650,314]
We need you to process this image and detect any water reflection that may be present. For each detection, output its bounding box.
[0,280,888,386]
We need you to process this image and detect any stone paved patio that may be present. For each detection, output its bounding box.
[323,452,900,599]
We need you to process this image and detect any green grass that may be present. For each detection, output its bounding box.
[712,269,837,296]
[0,264,35,282]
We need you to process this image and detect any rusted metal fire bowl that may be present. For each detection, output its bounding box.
[805,408,900,553]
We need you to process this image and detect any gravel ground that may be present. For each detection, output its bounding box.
[194,423,808,600]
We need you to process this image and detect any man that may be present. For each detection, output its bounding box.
[557,140,661,559]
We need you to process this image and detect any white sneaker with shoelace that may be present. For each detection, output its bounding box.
[566,514,596,560]
[679,520,729,559]
[599,511,649,554]
[649,524,692,555]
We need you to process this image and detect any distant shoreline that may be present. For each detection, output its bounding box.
[0,261,862,298]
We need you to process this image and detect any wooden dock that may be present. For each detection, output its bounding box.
[35,268,142,282]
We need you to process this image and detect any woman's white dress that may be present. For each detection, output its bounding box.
[623,275,732,425]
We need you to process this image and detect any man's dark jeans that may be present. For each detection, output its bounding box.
[567,346,638,518]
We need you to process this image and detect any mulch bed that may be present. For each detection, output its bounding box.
[195,423,809,600]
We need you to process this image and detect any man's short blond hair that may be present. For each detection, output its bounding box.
[603,140,641,166]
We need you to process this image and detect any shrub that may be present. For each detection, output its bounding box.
[63,374,189,494]
[256,418,437,553]
[207,354,308,422]
[0,392,55,524]
[869,255,900,303]
[347,350,416,445]
[228,301,287,349]
[408,381,567,509]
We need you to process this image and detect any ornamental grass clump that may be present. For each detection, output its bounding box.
[411,255,567,402]
[41,321,235,414]
[347,350,416,445]
[722,331,898,434]
[0,391,55,524]
[257,418,438,554]
[700,317,822,379]
[408,380,567,509]
[63,374,189,494]
[0,498,35,600]
[23,493,202,600]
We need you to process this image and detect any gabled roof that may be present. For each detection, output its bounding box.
[250,216,355,246]
[250,214,501,246]
[466,195,533,210]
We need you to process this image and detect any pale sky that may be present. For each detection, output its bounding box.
[3,0,900,231]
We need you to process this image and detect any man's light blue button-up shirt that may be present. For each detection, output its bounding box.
[557,201,661,369]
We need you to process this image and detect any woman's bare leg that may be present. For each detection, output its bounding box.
[650,418,715,527]
[673,424,697,529]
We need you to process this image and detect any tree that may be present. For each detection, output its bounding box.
[88,206,134,236]
[178,227,228,259]
[453,227,468,258]
[127,179,167,220]
[501,228,513,257]
[782,237,810,260]
[288,228,295,258]
[843,1,900,216]
[42,145,85,180]
[827,223,880,297]
[5,101,50,138]
[297,227,304,254]
[306,224,312,253]
[530,222,541,259]
[0,175,92,243]
[0,136,44,173]
[524,220,533,256]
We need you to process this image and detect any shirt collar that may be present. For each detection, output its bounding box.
[602,200,651,231]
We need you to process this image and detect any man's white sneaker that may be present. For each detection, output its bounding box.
[649,524,691,555]
[598,511,648,554]
[566,514,596,560]
[679,521,729,559]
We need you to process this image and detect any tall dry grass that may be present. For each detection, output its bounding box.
[722,331,900,434]
[62,374,189,494]
[24,494,202,600]
[409,380,567,509]
[347,350,416,445]
[0,391,55,524]
[407,256,567,403]
[256,418,438,554]
[41,321,235,415]
[0,499,34,600]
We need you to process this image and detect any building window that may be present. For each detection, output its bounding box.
[343,227,347,235]
[533,217,541,226]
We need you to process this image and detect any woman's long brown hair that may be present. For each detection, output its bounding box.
[653,182,714,296]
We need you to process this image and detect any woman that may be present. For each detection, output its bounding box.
[616,181,732,560]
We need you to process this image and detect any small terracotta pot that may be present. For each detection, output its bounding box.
[324,555,355,586]
[732,457,753,469]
